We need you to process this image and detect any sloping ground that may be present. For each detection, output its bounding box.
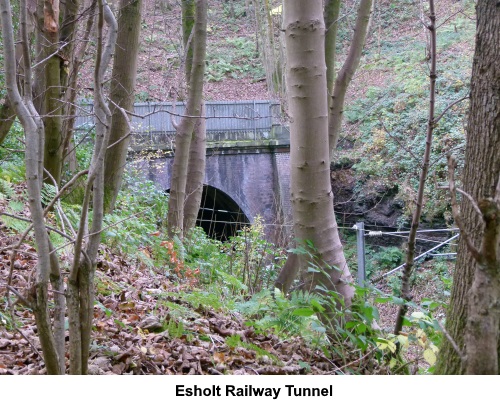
[0,224,383,375]
[77,0,271,102]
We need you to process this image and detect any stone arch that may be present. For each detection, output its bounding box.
[197,184,250,241]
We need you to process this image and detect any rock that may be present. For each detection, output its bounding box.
[88,364,102,375]
[138,315,163,332]
[92,356,111,370]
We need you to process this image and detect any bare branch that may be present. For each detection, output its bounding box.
[456,187,483,218]
[447,154,481,260]
[434,95,469,124]
[106,100,132,149]
[435,318,466,363]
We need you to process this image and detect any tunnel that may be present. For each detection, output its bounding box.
[196,185,250,241]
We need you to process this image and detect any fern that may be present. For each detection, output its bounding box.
[0,159,25,183]
[289,290,324,308]
[41,183,57,206]
[2,215,28,233]
[225,334,281,364]
[8,200,24,213]
[0,178,14,199]
[235,289,272,316]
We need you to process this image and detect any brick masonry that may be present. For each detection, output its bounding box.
[132,146,291,243]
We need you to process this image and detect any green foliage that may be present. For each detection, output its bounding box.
[102,178,168,257]
[225,334,281,364]
[0,122,25,181]
[373,292,445,373]
[164,289,228,312]
[236,289,326,341]
[163,319,187,339]
[225,216,286,293]
[0,161,28,234]
[206,36,263,82]
[221,1,247,20]
[73,132,94,171]
[0,178,14,201]
[339,2,475,223]
[366,246,404,280]
[0,304,16,331]
[317,285,383,362]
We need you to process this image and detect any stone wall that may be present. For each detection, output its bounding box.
[132,145,290,243]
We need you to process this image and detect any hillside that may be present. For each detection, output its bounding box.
[0,0,479,376]
[92,0,475,228]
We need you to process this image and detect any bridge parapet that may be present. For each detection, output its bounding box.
[75,100,289,151]
[129,127,290,153]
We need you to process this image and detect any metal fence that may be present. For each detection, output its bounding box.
[74,100,284,146]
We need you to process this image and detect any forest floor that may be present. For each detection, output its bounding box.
[0,182,449,375]
[0,214,385,375]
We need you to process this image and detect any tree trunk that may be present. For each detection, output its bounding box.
[435,0,500,375]
[167,0,207,238]
[394,0,436,337]
[43,0,64,185]
[274,252,299,294]
[181,0,195,82]
[33,0,46,114]
[61,0,96,175]
[284,0,354,305]
[328,0,372,157]
[58,0,80,174]
[253,0,282,95]
[324,0,340,100]
[67,0,117,374]
[103,0,142,213]
[182,0,207,235]
[183,103,206,232]
[0,98,15,145]
[1,0,61,374]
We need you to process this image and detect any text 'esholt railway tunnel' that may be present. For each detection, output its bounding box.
[197,185,250,240]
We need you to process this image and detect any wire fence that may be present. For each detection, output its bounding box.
[349,223,459,284]
[198,216,459,285]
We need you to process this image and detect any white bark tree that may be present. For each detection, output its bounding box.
[284,0,354,305]
[0,0,117,374]
[167,0,207,238]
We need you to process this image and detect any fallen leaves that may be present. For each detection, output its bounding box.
[0,193,353,375]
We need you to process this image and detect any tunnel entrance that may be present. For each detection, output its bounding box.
[196,185,250,241]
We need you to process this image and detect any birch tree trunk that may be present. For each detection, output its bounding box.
[1,0,61,374]
[103,0,142,213]
[435,0,500,375]
[328,0,372,157]
[284,0,354,305]
[167,0,207,238]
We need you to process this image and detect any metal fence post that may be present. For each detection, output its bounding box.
[356,222,366,285]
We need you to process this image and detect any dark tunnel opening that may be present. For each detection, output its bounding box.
[196,185,250,241]
[165,186,251,241]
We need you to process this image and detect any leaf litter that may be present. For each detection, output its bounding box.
[0,222,367,375]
